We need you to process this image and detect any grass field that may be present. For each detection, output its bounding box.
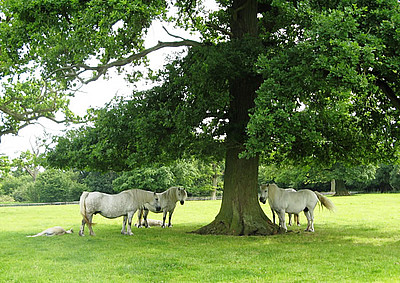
[1,194,400,282]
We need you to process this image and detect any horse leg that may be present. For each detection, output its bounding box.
[79,218,86,236]
[87,214,95,236]
[121,215,127,235]
[143,209,150,228]
[295,214,300,226]
[308,209,315,232]
[136,209,143,228]
[278,210,287,232]
[168,210,174,227]
[162,211,167,228]
[304,209,311,232]
[126,210,136,235]
[271,209,276,224]
[288,213,293,226]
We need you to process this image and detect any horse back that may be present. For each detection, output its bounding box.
[85,191,136,217]
[271,189,318,214]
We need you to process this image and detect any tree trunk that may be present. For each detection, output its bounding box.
[194,0,281,235]
[334,179,350,196]
[211,163,219,200]
[330,179,336,194]
[195,147,280,235]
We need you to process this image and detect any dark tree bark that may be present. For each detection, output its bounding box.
[333,179,350,196]
[194,0,281,235]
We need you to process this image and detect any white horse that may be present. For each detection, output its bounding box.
[137,187,187,228]
[27,226,73,237]
[267,188,300,227]
[259,183,335,232]
[79,189,161,236]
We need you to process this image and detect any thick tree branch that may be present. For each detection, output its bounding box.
[375,79,400,111]
[51,39,202,84]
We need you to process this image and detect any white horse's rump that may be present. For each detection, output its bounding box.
[79,189,161,236]
[138,187,187,228]
[259,183,335,232]
[27,226,73,237]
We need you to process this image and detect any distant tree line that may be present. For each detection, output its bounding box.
[259,163,400,194]
[1,147,400,203]
[0,151,224,203]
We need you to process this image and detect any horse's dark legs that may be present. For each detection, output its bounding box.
[162,211,167,228]
[271,209,276,224]
[79,219,86,236]
[143,209,150,228]
[288,213,293,226]
[136,210,143,228]
[168,210,174,227]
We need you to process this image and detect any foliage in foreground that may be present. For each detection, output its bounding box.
[1,194,400,282]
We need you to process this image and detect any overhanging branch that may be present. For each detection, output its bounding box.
[51,39,202,84]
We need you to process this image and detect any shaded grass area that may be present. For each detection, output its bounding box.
[1,194,400,282]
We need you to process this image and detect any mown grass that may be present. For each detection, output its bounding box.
[1,194,400,282]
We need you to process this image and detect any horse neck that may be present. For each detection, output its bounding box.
[268,185,281,200]
[163,187,178,202]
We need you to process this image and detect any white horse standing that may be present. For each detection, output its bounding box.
[79,189,161,236]
[267,188,300,227]
[137,187,187,228]
[259,183,335,232]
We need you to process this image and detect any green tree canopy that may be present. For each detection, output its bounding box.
[247,0,400,166]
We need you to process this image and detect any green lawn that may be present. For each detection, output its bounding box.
[1,194,400,282]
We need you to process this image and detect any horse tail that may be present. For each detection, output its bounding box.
[80,192,94,226]
[314,191,336,212]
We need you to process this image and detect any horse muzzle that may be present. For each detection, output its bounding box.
[155,206,162,212]
[180,200,185,205]
[259,197,266,204]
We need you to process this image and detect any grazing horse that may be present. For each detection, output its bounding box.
[259,183,335,232]
[138,187,187,228]
[79,189,161,236]
[27,226,73,237]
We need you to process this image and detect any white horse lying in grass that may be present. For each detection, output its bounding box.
[137,187,187,228]
[27,226,73,237]
[259,183,335,232]
[135,219,163,227]
[79,189,161,236]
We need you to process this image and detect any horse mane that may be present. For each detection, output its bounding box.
[161,187,179,202]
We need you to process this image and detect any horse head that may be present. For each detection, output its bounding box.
[176,187,187,205]
[152,192,162,212]
[259,184,269,204]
